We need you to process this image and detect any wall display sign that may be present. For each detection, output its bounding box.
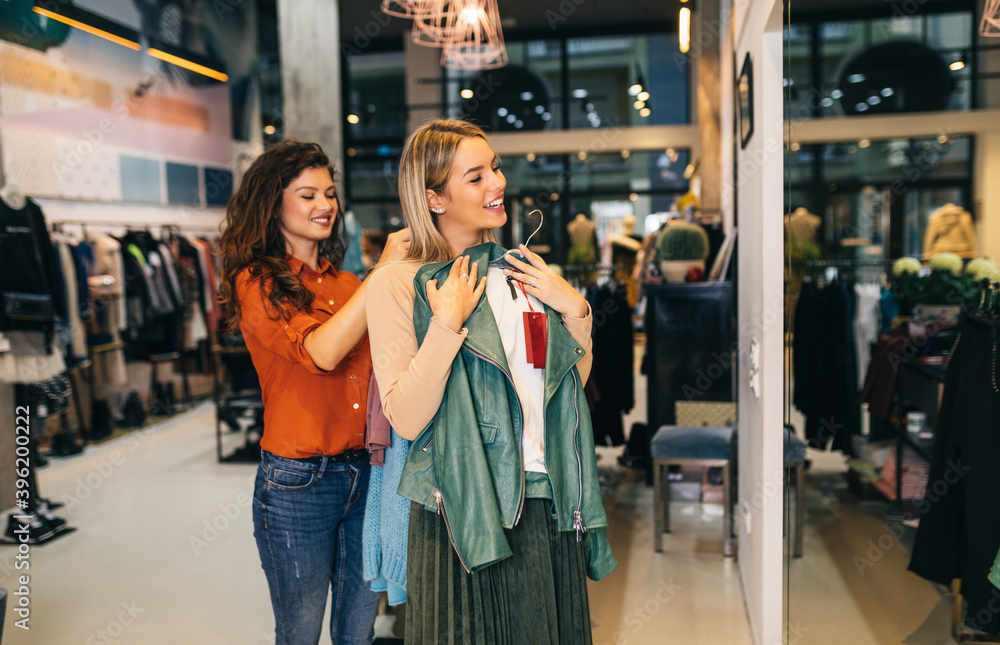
[738,53,754,149]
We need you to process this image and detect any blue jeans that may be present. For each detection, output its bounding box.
[252,450,380,645]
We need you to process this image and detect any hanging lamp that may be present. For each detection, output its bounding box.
[982,0,1000,36]
[440,0,507,70]
[411,1,462,48]
[380,0,439,19]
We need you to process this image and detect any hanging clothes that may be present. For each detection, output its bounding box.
[0,198,68,383]
[0,198,66,348]
[587,282,633,447]
[793,280,854,454]
[54,239,87,363]
[88,231,128,332]
[853,283,882,383]
[187,236,221,334]
[341,210,366,278]
[118,231,181,359]
[908,313,1000,635]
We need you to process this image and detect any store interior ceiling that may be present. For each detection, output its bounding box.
[336,0,964,42]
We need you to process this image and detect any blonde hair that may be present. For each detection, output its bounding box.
[399,119,498,263]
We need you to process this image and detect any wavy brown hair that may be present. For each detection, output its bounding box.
[218,140,345,333]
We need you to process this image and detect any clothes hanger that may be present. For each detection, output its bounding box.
[489,209,544,272]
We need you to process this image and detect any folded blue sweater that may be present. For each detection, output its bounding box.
[362,430,411,605]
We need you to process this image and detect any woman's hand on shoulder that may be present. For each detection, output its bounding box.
[426,255,486,333]
[503,245,589,318]
[377,228,412,265]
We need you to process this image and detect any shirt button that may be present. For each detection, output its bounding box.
[350,375,356,380]
[574,347,583,355]
[353,403,360,409]
[317,277,323,283]
[328,299,334,306]
[356,433,362,437]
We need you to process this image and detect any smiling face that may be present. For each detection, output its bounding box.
[278,165,338,255]
[428,136,506,245]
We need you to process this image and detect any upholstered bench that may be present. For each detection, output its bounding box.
[651,425,735,556]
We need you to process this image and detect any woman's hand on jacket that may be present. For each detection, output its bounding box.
[503,245,589,318]
[378,227,412,265]
[426,255,486,333]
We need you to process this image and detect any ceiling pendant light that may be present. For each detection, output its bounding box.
[440,0,507,71]
[679,1,691,53]
[412,1,463,48]
[381,0,439,19]
[982,0,1000,36]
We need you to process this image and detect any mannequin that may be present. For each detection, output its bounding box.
[922,203,977,259]
[0,180,27,210]
[608,215,642,307]
[785,207,820,242]
[566,213,598,265]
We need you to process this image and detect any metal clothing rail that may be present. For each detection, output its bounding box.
[48,219,222,234]
[803,259,894,267]
[562,264,623,272]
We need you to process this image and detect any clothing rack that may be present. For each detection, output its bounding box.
[803,259,894,267]
[49,219,221,235]
[562,264,623,272]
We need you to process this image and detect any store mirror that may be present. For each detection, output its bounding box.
[784,0,999,643]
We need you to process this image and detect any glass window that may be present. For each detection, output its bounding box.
[814,12,973,117]
[446,40,564,132]
[567,34,688,127]
[344,144,402,204]
[344,51,407,141]
[821,136,971,185]
[443,33,690,131]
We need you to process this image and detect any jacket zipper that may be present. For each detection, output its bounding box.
[570,370,587,542]
[434,489,471,573]
[465,345,528,525]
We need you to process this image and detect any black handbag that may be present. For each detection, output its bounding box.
[2,291,53,323]
[26,374,72,419]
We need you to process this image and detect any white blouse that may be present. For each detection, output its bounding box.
[484,266,548,473]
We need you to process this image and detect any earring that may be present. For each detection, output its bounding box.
[430,207,444,214]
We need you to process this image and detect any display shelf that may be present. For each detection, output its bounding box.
[89,291,122,300]
[893,358,947,508]
[89,340,125,354]
[901,430,935,463]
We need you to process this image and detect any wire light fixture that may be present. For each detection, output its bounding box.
[382,0,507,71]
[411,1,462,48]
[440,0,507,70]
[982,0,1000,36]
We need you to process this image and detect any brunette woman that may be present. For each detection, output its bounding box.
[218,140,409,645]
[366,120,617,644]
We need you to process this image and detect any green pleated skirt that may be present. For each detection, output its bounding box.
[405,497,593,645]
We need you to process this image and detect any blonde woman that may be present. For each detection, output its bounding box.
[366,119,616,644]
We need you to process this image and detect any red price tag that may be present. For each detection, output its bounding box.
[523,311,547,369]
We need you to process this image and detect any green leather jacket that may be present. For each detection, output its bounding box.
[396,243,617,581]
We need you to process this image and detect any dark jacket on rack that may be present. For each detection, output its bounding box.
[908,313,1000,635]
[118,231,181,359]
[588,282,633,446]
[793,280,853,454]
[0,199,67,338]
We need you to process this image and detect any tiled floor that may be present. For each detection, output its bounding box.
[0,362,959,644]
[0,401,752,645]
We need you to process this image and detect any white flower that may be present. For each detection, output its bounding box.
[929,252,963,276]
[965,258,1000,283]
[892,257,922,277]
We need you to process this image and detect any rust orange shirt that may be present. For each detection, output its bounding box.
[236,255,371,459]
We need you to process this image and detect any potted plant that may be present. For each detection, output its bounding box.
[892,253,1000,321]
[656,222,709,283]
